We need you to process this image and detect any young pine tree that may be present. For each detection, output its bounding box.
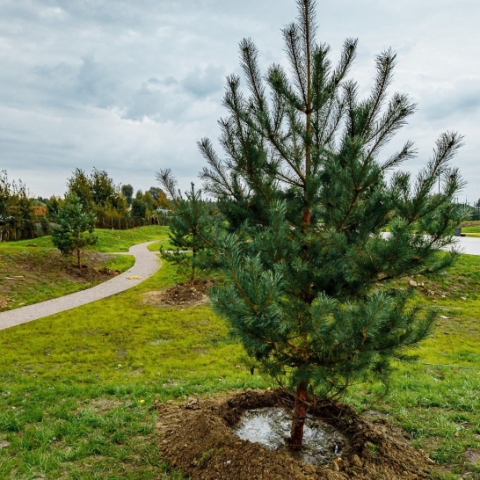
[157,169,211,284]
[51,194,97,269]
[199,0,465,451]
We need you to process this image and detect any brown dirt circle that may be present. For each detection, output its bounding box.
[143,280,213,308]
[156,389,433,480]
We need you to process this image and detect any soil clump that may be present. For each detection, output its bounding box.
[157,389,433,480]
[143,280,213,308]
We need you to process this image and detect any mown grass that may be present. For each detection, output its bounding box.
[0,248,479,478]
[147,238,176,252]
[0,261,263,479]
[92,226,170,252]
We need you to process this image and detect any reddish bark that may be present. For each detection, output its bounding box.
[302,207,311,226]
[289,382,308,451]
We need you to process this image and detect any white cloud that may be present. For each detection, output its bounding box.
[0,0,478,202]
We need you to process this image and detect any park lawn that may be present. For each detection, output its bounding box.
[147,239,176,252]
[0,255,478,478]
[92,226,170,252]
[460,220,480,236]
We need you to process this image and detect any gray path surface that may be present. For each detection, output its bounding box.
[455,236,480,256]
[379,233,480,256]
[0,241,161,331]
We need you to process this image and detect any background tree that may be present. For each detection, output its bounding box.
[51,194,97,269]
[148,186,170,209]
[130,193,147,220]
[143,191,156,216]
[157,169,211,283]
[67,168,94,212]
[46,196,62,219]
[199,0,465,450]
[91,168,116,207]
[0,171,35,241]
[121,184,134,206]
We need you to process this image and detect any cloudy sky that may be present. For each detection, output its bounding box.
[1,0,479,203]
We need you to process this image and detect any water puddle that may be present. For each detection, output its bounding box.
[233,407,346,465]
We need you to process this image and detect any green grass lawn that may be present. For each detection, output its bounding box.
[0,250,479,478]
[93,226,171,252]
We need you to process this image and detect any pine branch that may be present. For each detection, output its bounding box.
[360,49,396,137]
[239,38,269,119]
[198,139,236,197]
[282,24,308,108]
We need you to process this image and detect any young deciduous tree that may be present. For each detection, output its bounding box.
[157,169,211,284]
[148,187,170,209]
[51,194,97,269]
[199,0,465,450]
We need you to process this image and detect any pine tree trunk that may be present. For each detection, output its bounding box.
[289,381,308,451]
[77,248,81,270]
[191,244,196,285]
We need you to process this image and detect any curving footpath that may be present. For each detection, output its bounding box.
[0,241,161,331]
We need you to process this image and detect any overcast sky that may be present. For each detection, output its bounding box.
[1,0,479,203]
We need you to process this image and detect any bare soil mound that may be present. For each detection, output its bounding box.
[157,390,433,480]
[65,252,120,281]
[143,280,213,308]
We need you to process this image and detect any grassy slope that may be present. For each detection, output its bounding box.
[4,225,171,252]
[0,226,170,310]
[0,251,478,478]
[147,239,176,252]
[0,252,135,311]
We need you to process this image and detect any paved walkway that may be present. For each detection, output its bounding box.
[455,236,480,256]
[0,241,161,331]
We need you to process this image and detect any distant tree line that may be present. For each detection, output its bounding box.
[0,167,171,242]
[0,170,38,241]
[62,168,169,228]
